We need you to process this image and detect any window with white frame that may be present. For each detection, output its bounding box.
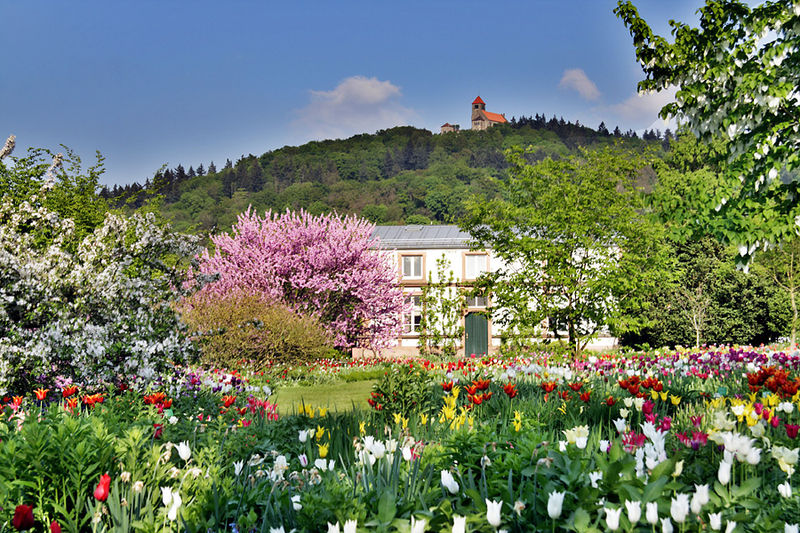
[403,294,423,334]
[402,255,423,279]
[464,254,487,280]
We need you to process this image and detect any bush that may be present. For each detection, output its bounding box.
[0,197,201,393]
[182,294,335,368]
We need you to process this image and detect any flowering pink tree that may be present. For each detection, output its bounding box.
[193,208,406,351]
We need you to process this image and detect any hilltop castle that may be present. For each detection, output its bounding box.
[440,96,507,134]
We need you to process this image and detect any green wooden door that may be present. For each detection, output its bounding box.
[465,313,488,356]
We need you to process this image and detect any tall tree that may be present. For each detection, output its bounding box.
[461,147,670,353]
[616,0,800,263]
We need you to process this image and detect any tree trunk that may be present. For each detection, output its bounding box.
[791,289,797,349]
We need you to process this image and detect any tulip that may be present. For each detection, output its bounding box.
[670,494,690,523]
[12,505,35,531]
[452,515,467,533]
[93,473,111,502]
[176,441,191,462]
[233,460,244,476]
[486,498,503,527]
[661,517,673,533]
[327,523,340,533]
[605,507,623,531]
[269,528,286,533]
[786,524,799,533]
[343,520,357,533]
[299,453,308,467]
[411,517,427,533]
[292,494,302,511]
[718,460,732,484]
[441,470,460,494]
[625,500,641,524]
[725,521,736,533]
[50,521,62,533]
[548,490,565,519]
[709,512,722,530]
[167,490,181,521]
[780,481,792,498]
[646,502,659,525]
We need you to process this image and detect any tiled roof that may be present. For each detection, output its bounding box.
[483,111,507,123]
[372,225,477,250]
[472,96,485,105]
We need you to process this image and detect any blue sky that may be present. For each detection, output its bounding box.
[0,1,703,186]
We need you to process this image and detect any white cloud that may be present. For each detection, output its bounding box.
[558,68,601,101]
[293,76,415,140]
[610,86,678,130]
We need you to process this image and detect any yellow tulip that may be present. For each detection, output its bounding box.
[451,386,460,400]
[316,425,325,441]
[670,395,681,406]
[420,413,428,425]
[393,413,402,425]
[359,421,366,436]
[650,390,659,400]
[318,442,329,458]
[318,407,328,417]
[401,416,409,430]
[659,391,668,402]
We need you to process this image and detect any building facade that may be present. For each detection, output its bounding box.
[363,225,504,358]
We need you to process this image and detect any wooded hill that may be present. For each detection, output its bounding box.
[102,117,669,234]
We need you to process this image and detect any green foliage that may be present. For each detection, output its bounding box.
[621,238,791,348]
[616,0,800,262]
[108,125,661,234]
[0,142,109,244]
[419,256,466,358]
[181,294,335,369]
[370,364,436,421]
[461,146,672,353]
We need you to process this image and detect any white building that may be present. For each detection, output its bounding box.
[364,225,505,357]
[358,224,617,358]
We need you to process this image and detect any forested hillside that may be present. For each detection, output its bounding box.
[103,117,669,233]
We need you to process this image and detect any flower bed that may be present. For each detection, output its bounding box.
[3,347,800,532]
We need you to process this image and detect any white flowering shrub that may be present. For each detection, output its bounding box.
[0,197,204,393]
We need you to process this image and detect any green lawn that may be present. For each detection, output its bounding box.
[273,379,375,414]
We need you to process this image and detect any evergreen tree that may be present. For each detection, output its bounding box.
[208,161,217,174]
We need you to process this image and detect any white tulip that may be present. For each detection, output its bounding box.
[176,441,191,462]
[718,460,732,484]
[161,486,173,507]
[452,515,467,533]
[786,523,799,533]
[779,481,792,498]
[291,494,302,511]
[486,498,503,527]
[646,502,659,525]
[625,500,641,524]
[725,521,737,533]
[670,494,690,523]
[327,523,340,533]
[709,512,722,530]
[548,490,565,519]
[167,490,181,521]
[661,517,673,533]
[269,527,286,533]
[605,507,623,531]
[411,517,427,533]
[343,520,357,533]
[441,470,460,494]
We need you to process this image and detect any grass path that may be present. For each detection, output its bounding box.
[273,379,375,414]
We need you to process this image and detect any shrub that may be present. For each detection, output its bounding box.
[182,294,335,368]
[0,197,202,393]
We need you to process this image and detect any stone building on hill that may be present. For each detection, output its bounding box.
[440,122,460,133]
[470,96,507,130]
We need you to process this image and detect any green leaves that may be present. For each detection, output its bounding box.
[461,146,671,353]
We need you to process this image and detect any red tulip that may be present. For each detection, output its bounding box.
[153,423,163,439]
[12,504,34,530]
[50,521,62,533]
[93,473,111,501]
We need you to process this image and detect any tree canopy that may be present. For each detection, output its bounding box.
[616,0,800,263]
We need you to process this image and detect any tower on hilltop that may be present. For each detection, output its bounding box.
[470,96,507,131]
